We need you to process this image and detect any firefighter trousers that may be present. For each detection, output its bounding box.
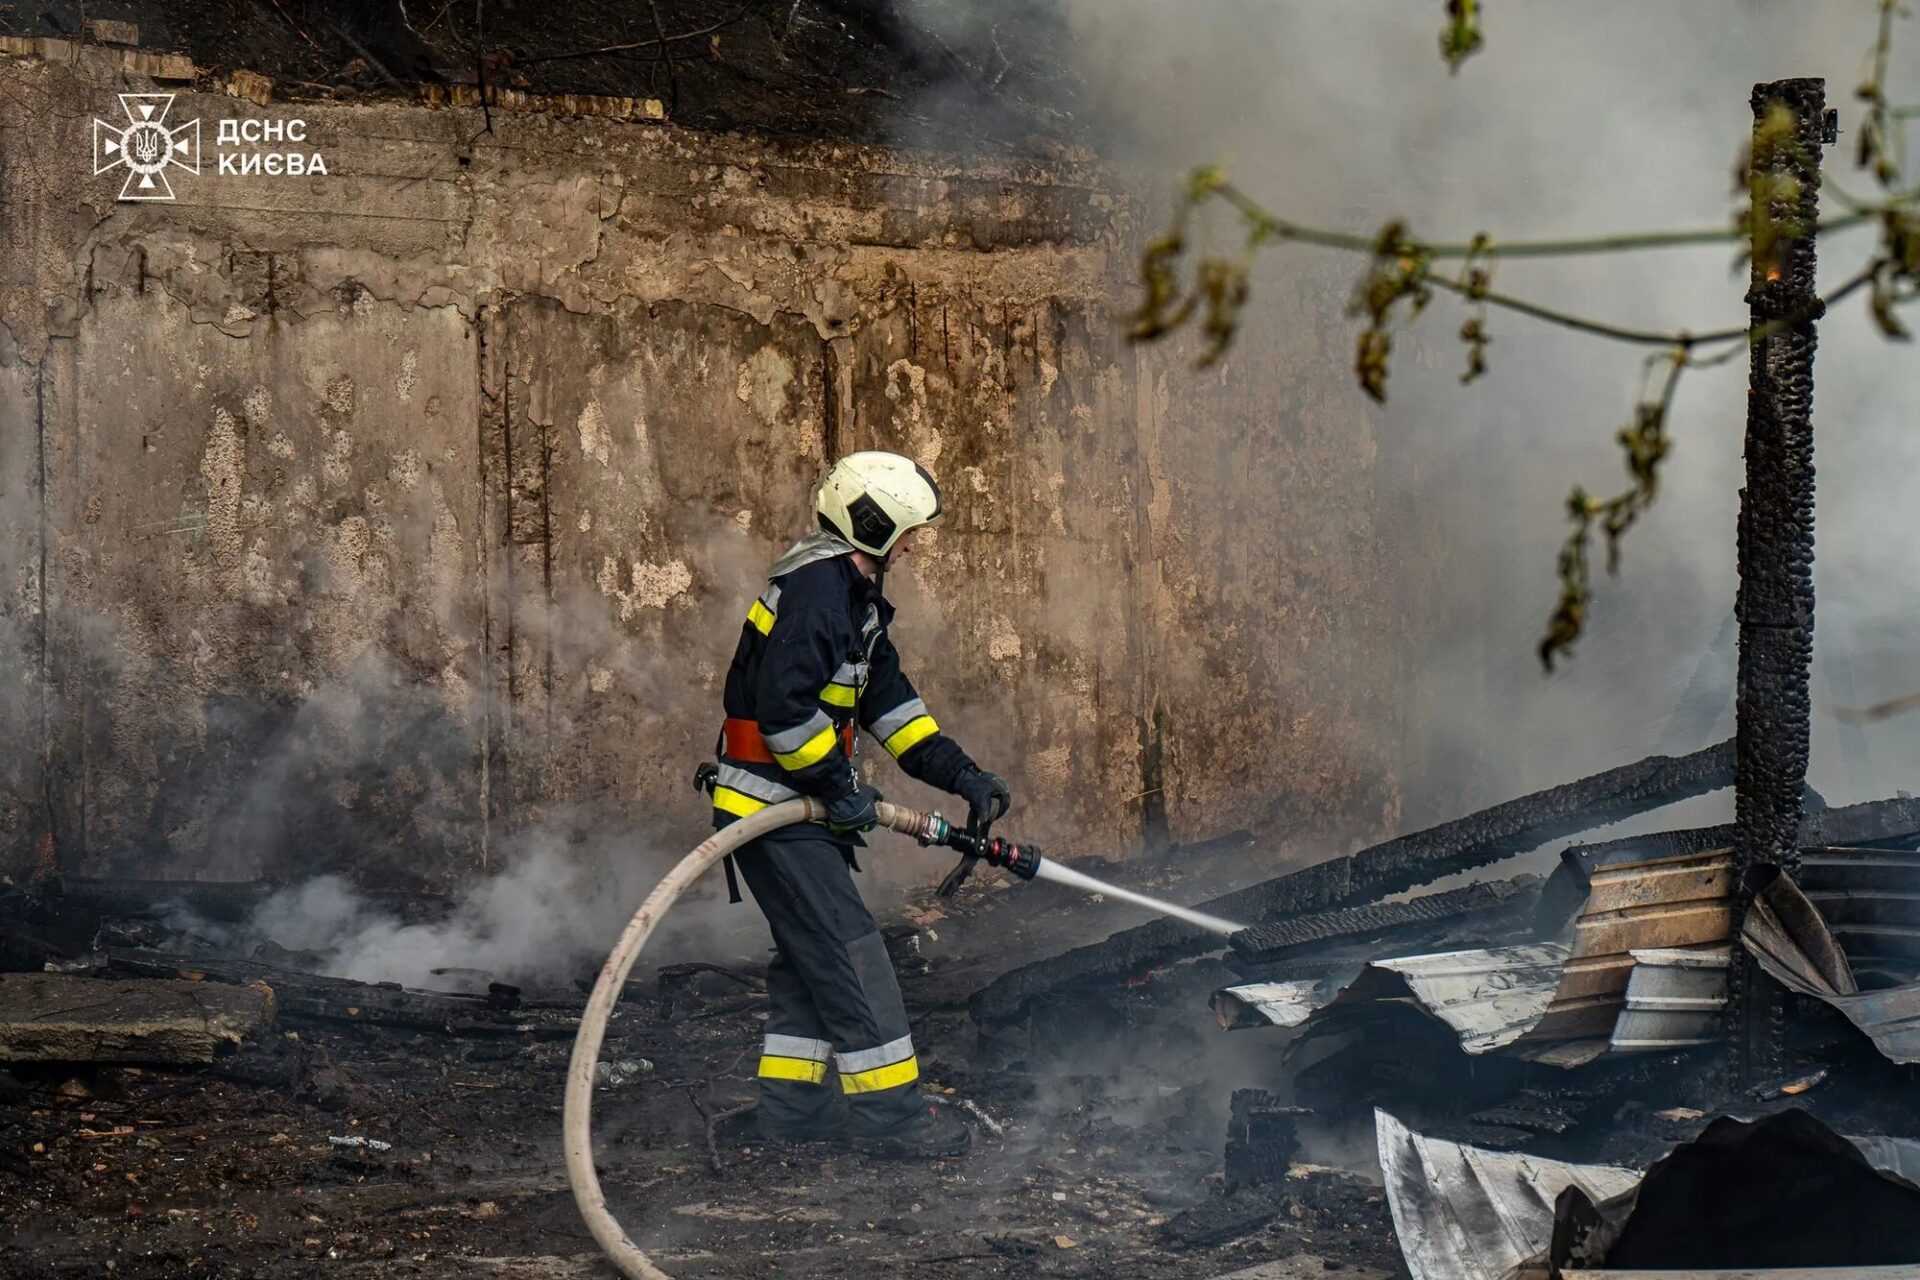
[733,832,923,1135]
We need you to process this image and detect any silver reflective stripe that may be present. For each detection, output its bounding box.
[764,709,833,755]
[834,1033,914,1075]
[861,604,879,636]
[762,584,782,613]
[764,1033,832,1062]
[716,765,797,803]
[867,697,928,741]
[767,529,856,580]
[831,660,869,686]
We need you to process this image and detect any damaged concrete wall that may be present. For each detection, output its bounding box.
[0,44,1401,889]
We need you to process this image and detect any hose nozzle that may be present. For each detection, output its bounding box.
[886,807,1042,892]
[974,834,1041,880]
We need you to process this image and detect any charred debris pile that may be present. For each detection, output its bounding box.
[966,741,1920,1276]
[7,746,1918,1277]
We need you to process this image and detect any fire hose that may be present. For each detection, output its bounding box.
[562,797,1040,1280]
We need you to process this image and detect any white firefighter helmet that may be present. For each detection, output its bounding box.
[816,451,943,558]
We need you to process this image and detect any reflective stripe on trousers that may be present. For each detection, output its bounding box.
[733,832,924,1131]
[833,1033,918,1095]
[757,1033,831,1085]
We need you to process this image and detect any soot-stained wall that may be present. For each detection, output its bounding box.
[0,42,1403,890]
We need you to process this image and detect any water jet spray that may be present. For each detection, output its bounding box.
[905,809,1246,937]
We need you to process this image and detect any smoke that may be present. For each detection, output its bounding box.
[185,514,794,986]
[852,7,1920,1181]
[240,813,767,989]
[882,1,1920,829]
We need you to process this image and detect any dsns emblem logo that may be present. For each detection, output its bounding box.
[93,93,201,201]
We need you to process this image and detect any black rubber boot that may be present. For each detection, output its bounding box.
[851,1101,972,1159]
[712,1106,848,1148]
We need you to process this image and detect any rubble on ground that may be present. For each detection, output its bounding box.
[0,973,275,1064]
[5,744,1919,1278]
[0,861,1404,1279]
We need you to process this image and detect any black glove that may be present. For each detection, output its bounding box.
[825,784,882,835]
[953,766,1012,837]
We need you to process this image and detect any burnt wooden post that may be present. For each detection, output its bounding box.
[1729,77,1830,1083]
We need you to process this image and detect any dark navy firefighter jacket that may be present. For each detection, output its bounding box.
[711,549,974,844]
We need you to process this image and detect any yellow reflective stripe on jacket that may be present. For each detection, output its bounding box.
[883,714,939,759]
[757,1055,828,1084]
[820,660,867,709]
[774,724,840,770]
[867,697,926,742]
[746,599,776,636]
[712,786,769,818]
[839,1054,919,1095]
[764,709,831,756]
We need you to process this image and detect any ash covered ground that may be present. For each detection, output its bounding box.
[11,789,1920,1278]
[0,850,1403,1280]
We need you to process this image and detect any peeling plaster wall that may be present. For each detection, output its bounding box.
[0,48,1403,889]
[0,326,43,867]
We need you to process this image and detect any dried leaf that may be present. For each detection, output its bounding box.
[1538,354,1684,670]
[1439,0,1484,73]
[1870,271,1912,340]
[1196,259,1251,367]
[1354,329,1392,403]
[1129,233,1196,343]
[1458,316,1490,384]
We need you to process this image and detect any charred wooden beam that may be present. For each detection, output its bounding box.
[970,740,1735,1024]
[1228,877,1536,963]
[1555,796,1920,879]
[1730,76,1829,1083]
[104,949,577,1038]
[1800,794,1920,848]
[1735,77,1829,879]
[53,878,451,924]
[1223,1089,1307,1191]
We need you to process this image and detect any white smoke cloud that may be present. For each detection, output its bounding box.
[889,0,1920,825]
[244,815,768,990]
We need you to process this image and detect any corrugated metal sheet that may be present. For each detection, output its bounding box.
[1528,847,1732,1046]
[1319,945,1570,1054]
[1212,980,1324,1030]
[1248,844,1912,1065]
[1851,1134,1920,1186]
[1796,847,1920,986]
[1607,946,1728,1053]
[1786,978,1920,1064]
[1743,876,1920,1066]
[1379,1113,1920,1280]
[1375,1108,1641,1280]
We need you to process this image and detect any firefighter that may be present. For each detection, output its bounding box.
[711,451,1011,1157]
